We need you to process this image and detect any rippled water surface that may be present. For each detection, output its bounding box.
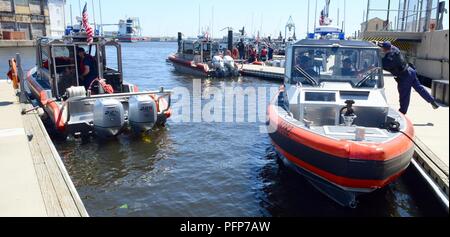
[2,43,444,217]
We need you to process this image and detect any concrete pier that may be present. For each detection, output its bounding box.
[0,80,88,217]
[0,40,36,48]
[384,75,449,210]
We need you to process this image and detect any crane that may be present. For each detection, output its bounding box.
[285,16,296,41]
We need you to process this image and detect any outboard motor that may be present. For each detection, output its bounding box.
[223,55,235,69]
[128,95,158,134]
[212,55,226,77]
[93,99,125,138]
[223,55,239,77]
[223,55,236,76]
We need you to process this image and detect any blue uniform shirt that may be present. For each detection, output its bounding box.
[381,46,408,78]
[82,55,99,89]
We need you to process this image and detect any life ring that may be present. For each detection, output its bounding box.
[7,58,20,89]
[150,94,172,119]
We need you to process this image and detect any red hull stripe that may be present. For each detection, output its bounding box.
[27,71,66,132]
[168,55,209,74]
[268,104,415,161]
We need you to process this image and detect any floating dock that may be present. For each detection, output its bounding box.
[239,64,285,81]
[238,65,449,210]
[0,80,88,217]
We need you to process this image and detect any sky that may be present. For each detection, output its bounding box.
[64,0,449,38]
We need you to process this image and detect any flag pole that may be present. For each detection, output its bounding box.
[78,0,82,16]
[307,0,310,33]
[344,0,346,32]
[91,0,97,33]
[314,0,318,30]
[70,4,73,27]
[99,0,103,35]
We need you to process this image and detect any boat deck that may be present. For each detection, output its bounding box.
[277,106,406,143]
[0,80,88,217]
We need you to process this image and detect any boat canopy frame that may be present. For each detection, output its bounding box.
[285,40,385,89]
[180,39,220,63]
[35,36,124,99]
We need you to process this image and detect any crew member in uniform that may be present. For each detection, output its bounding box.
[237,39,246,60]
[378,41,439,114]
[77,47,99,91]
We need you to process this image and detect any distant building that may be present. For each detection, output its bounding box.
[361,17,386,32]
[48,0,66,37]
[0,0,51,40]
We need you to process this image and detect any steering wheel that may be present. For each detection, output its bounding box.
[356,67,381,87]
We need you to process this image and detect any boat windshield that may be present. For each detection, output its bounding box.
[290,46,383,88]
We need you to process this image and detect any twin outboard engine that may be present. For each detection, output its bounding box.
[212,55,226,77]
[223,55,239,77]
[223,55,235,70]
[93,99,125,138]
[128,95,158,134]
[212,55,225,69]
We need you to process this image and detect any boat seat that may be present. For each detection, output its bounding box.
[103,70,122,93]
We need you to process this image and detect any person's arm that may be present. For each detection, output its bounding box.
[82,65,90,77]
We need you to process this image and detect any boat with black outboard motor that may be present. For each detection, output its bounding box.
[168,32,240,78]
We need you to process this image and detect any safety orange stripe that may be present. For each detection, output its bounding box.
[268,104,415,162]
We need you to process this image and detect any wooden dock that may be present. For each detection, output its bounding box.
[239,64,285,81]
[0,80,88,217]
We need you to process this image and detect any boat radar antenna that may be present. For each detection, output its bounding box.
[308,0,345,40]
[239,27,245,36]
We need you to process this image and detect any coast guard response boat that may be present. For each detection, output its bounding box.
[25,33,172,140]
[267,28,415,207]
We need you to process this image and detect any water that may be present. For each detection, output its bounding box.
[0,47,36,79]
[2,43,445,217]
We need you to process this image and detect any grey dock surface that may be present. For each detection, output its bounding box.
[0,80,88,217]
[384,75,449,210]
[239,64,285,81]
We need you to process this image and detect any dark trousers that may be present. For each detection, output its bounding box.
[397,67,435,114]
[239,50,245,60]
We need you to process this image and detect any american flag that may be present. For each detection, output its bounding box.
[319,0,331,26]
[82,3,94,44]
[319,10,325,26]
